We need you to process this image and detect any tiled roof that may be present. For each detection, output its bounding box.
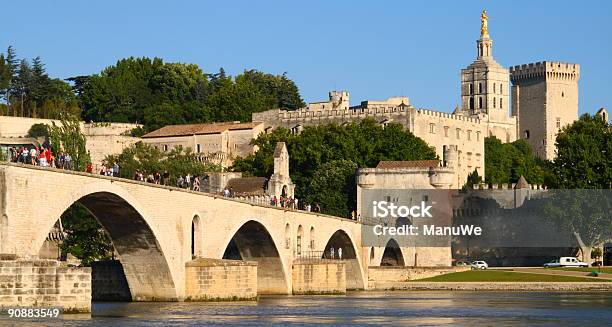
[376,160,440,169]
[226,177,268,195]
[142,122,262,138]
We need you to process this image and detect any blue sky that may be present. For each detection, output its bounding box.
[2,0,610,114]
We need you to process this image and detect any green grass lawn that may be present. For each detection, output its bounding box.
[414,270,611,282]
[550,267,612,274]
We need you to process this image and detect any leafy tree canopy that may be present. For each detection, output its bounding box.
[48,114,91,171]
[550,113,611,189]
[103,142,220,181]
[232,119,437,216]
[484,136,548,185]
[75,57,305,131]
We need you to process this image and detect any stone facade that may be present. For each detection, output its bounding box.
[0,116,140,166]
[141,121,264,168]
[184,258,257,301]
[0,257,91,313]
[291,260,346,294]
[510,62,580,159]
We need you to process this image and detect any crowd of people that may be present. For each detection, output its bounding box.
[6,146,75,170]
[5,147,341,217]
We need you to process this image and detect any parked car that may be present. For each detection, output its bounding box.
[455,260,470,266]
[471,261,488,269]
[543,257,588,268]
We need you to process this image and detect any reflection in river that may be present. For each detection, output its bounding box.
[2,291,611,326]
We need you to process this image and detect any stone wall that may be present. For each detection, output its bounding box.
[91,260,131,301]
[292,260,346,294]
[184,258,257,301]
[368,266,469,283]
[0,257,91,313]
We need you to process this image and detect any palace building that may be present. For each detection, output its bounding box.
[253,10,581,186]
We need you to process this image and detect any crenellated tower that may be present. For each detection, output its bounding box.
[510,61,580,159]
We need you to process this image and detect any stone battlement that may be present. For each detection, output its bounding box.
[471,183,547,190]
[510,61,580,81]
[416,109,480,123]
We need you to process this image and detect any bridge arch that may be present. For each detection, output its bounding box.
[322,229,365,290]
[34,181,178,301]
[221,220,289,294]
[380,238,405,266]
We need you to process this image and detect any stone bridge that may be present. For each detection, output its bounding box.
[0,163,450,304]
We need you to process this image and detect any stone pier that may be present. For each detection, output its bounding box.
[0,256,91,313]
[292,260,346,295]
[184,258,257,301]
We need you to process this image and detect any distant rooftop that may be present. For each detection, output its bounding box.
[142,121,262,138]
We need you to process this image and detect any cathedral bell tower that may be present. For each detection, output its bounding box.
[460,10,515,142]
[461,10,509,117]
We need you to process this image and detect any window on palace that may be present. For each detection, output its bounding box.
[493,98,496,108]
[444,126,449,137]
[478,83,482,93]
[500,99,503,109]
[163,144,168,151]
[556,118,561,129]
[493,83,496,93]
[469,83,473,95]
[197,144,201,153]
[500,83,503,94]
[429,123,435,134]
[467,130,472,140]
[524,130,530,139]
[469,97,474,110]
[478,97,483,109]
[456,128,461,139]
[476,131,481,141]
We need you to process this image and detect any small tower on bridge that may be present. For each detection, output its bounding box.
[268,142,295,200]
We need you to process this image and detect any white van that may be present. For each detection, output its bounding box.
[543,257,588,268]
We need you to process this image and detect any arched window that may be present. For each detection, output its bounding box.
[429,123,435,134]
[297,225,304,256]
[500,83,503,94]
[524,130,530,139]
[310,227,315,249]
[469,97,474,110]
[493,97,496,108]
[478,83,482,93]
[285,223,291,249]
[191,215,202,258]
[478,97,483,109]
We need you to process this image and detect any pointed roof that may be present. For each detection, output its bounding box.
[274,142,287,158]
[515,175,530,189]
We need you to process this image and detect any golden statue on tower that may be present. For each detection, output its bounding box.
[480,10,489,37]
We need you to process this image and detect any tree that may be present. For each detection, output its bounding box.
[462,169,483,190]
[550,114,611,189]
[27,123,49,139]
[48,114,91,171]
[484,136,547,185]
[591,247,603,260]
[103,143,220,182]
[232,119,437,215]
[306,160,357,217]
[59,203,113,266]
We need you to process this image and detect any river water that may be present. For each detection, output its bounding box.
[2,291,611,326]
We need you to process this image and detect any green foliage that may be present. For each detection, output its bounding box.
[26,123,49,138]
[550,114,611,189]
[48,114,91,171]
[542,189,611,247]
[306,160,358,217]
[462,169,483,190]
[484,136,547,185]
[104,143,221,181]
[59,203,113,266]
[232,119,437,215]
[0,46,79,118]
[591,247,603,259]
[75,58,304,131]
